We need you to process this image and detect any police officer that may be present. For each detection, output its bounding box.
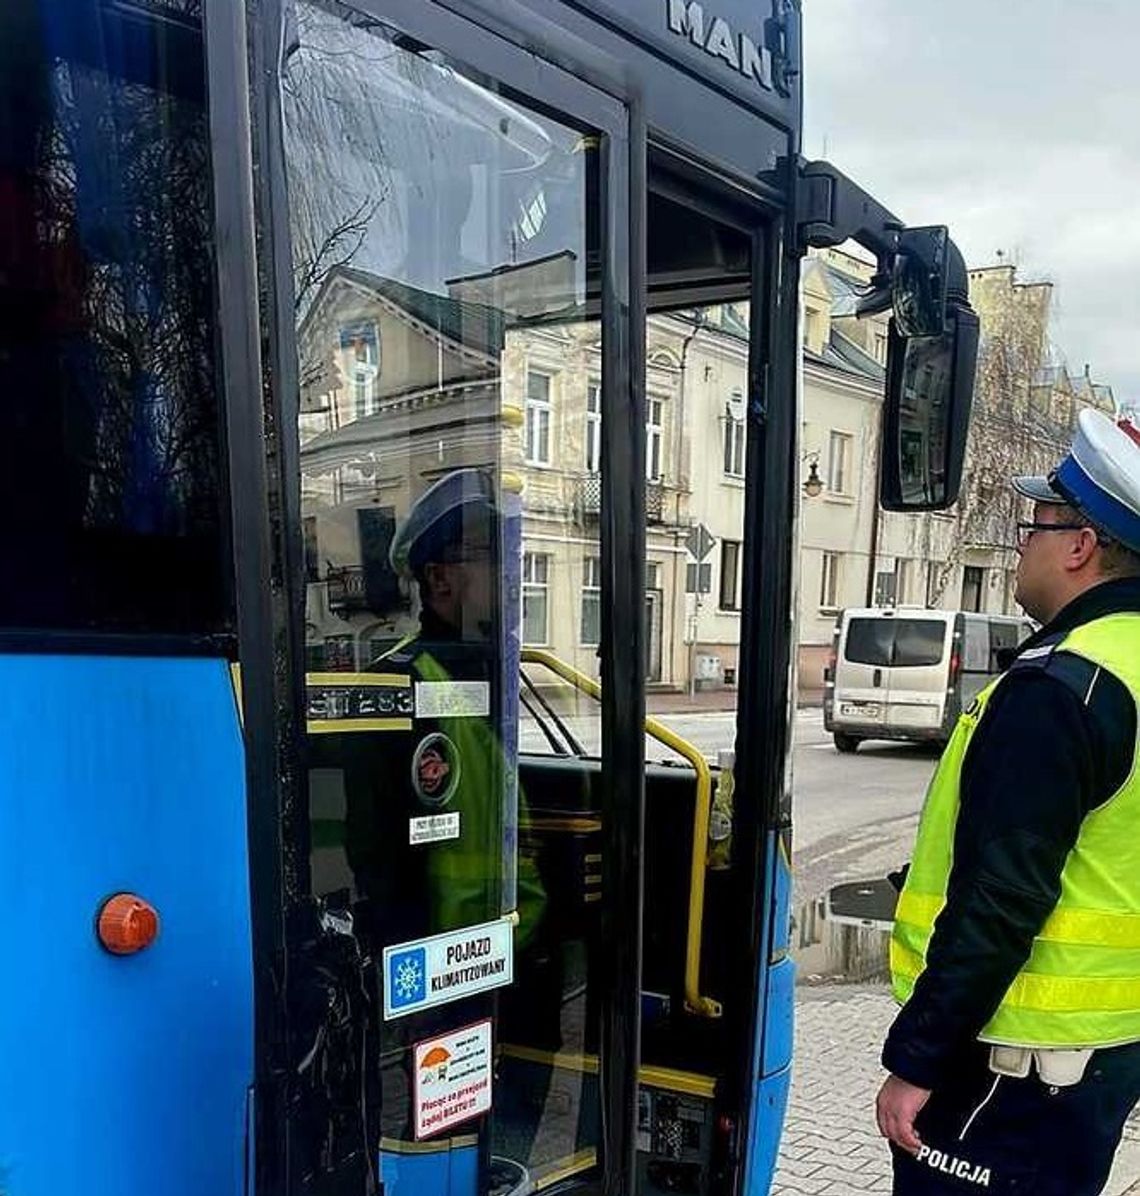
[348,466,543,945]
[339,470,546,1170]
[877,410,1140,1194]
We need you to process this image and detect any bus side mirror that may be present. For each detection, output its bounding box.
[879,302,979,511]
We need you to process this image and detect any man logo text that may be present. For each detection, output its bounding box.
[665,1,774,90]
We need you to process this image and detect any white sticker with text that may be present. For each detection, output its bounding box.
[415,681,490,719]
[414,1020,493,1139]
[409,812,461,845]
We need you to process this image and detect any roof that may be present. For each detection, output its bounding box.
[828,328,886,381]
[1033,364,1069,389]
[1071,374,1096,400]
[820,260,870,318]
[326,267,509,356]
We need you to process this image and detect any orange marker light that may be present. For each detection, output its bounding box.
[97,893,160,955]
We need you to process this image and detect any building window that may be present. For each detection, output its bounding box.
[820,551,841,610]
[580,556,601,645]
[522,552,550,644]
[873,330,888,365]
[324,635,356,672]
[961,566,985,613]
[526,372,552,465]
[342,321,379,419]
[719,540,741,610]
[303,516,320,582]
[895,558,911,606]
[926,561,943,608]
[646,397,663,481]
[353,367,375,419]
[586,382,601,473]
[874,568,896,607]
[827,430,852,495]
[723,414,746,477]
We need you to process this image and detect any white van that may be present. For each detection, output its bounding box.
[822,608,1033,752]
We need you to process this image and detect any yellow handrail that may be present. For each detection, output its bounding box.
[521,649,722,1018]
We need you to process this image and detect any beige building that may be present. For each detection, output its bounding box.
[290,256,1119,698]
[795,257,1120,692]
[875,264,1116,640]
[796,249,890,686]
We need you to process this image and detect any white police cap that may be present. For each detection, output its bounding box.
[1012,409,1140,552]
[389,468,497,578]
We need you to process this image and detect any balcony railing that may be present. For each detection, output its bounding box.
[646,481,664,524]
[325,566,369,613]
[578,474,602,518]
[576,475,664,524]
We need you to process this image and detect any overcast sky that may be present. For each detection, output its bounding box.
[803,0,1140,409]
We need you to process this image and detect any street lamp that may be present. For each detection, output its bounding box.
[802,453,823,499]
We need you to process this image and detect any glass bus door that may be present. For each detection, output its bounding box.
[256,3,634,1193]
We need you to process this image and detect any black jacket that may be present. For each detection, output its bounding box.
[883,577,1140,1090]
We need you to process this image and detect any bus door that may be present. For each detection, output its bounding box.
[637,173,795,1196]
[255,3,636,1193]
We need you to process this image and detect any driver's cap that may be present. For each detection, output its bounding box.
[389,468,497,579]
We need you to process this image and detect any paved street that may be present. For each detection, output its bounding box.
[772,985,1140,1195]
[651,706,937,904]
[522,701,934,904]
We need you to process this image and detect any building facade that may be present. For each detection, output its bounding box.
[292,255,1122,698]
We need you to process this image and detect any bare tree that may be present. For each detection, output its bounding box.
[291,195,379,316]
[922,268,1073,607]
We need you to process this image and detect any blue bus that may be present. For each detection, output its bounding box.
[0,1,977,1194]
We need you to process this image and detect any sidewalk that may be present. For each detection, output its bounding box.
[774,984,1140,1194]
[644,687,823,715]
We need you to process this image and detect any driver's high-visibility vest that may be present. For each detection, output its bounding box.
[891,613,1140,1048]
[375,637,546,946]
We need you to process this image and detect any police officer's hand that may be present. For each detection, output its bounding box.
[876,1074,930,1155]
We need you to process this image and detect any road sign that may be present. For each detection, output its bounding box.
[686,523,716,562]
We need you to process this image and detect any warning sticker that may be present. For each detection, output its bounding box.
[414,1020,493,1140]
[410,812,461,845]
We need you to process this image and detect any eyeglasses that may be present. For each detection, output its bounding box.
[1015,521,1089,549]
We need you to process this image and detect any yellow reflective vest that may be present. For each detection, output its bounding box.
[374,638,546,947]
[410,646,546,945]
[891,613,1140,1048]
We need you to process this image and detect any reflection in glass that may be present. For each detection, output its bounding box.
[0,0,226,633]
[895,333,953,506]
[280,4,601,1186]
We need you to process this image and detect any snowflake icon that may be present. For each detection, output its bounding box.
[388,947,427,1010]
